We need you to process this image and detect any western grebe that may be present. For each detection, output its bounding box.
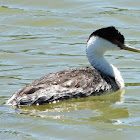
[6,26,140,106]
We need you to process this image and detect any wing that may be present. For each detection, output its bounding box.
[6,67,119,106]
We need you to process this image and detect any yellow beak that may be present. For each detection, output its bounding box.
[121,44,140,53]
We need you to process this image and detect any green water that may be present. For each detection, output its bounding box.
[0,0,140,139]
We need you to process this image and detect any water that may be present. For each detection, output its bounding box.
[0,0,140,139]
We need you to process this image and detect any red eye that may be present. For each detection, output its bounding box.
[114,40,119,44]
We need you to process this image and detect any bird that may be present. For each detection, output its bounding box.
[5,26,140,106]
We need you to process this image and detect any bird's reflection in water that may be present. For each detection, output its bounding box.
[18,89,129,124]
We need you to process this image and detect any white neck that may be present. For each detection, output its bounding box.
[86,36,124,88]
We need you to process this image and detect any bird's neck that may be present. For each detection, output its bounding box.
[86,36,124,88]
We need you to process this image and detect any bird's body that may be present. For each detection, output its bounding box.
[6,67,120,106]
[5,26,140,106]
